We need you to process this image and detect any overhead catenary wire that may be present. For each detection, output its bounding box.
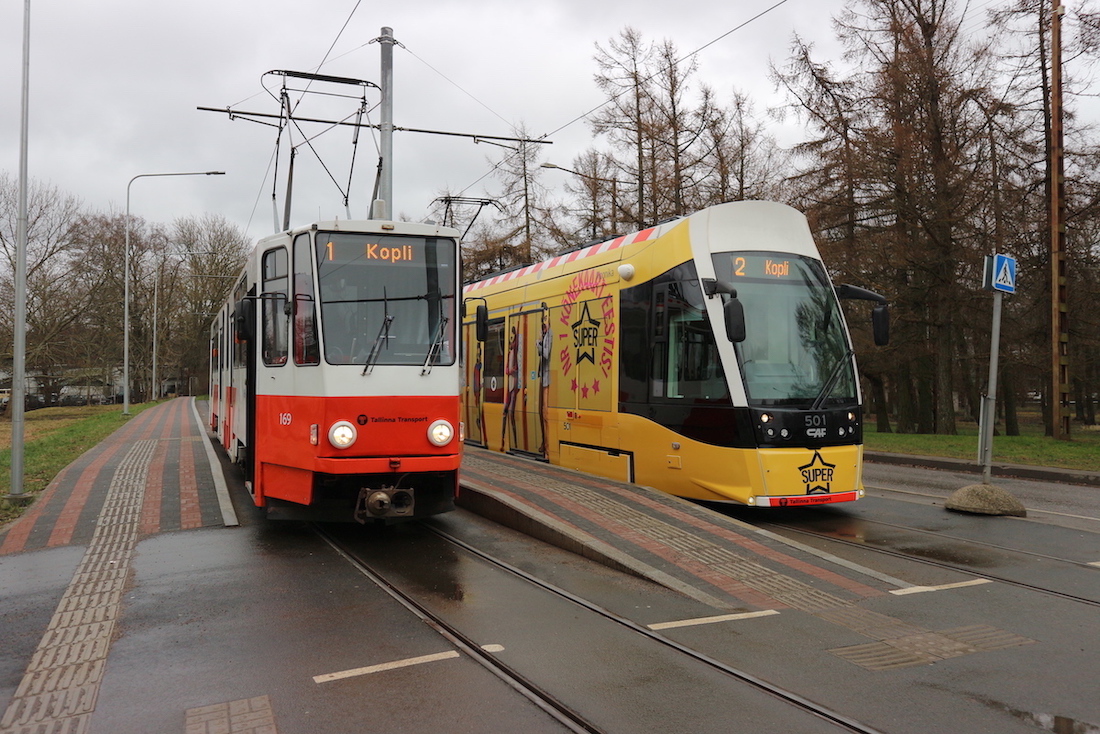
[448,0,796,201]
[226,0,802,229]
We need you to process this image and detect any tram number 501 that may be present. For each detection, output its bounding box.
[805,413,826,439]
[278,412,293,426]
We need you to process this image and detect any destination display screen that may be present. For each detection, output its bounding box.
[721,252,812,282]
[320,234,425,265]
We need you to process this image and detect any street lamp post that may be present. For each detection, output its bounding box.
[8,0,31,502]
[541,162,620,238]
[124,171,224,415]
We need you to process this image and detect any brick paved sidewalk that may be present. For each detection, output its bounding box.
[0,398,235,556]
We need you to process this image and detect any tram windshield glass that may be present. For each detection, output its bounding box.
[712,252,854,406]
[316,232,457,366]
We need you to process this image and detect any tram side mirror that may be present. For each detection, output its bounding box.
[835,283,890,347]
[724,298,747,343]
[872,304,890,346]
[702,278,746,343]
[233,299,254,342]
[475,304,488,342]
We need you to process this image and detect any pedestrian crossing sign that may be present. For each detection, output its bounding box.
[984,254,1017,294]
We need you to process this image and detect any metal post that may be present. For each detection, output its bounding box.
[152,269,158,401]
[378,26,395,219]
[8,0,31,501]
[980,290,1003,484]
[124,171,224,415]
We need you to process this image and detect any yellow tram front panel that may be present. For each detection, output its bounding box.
[750,444,863,506]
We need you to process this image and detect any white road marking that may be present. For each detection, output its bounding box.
[314,652,460,683]
[647,609,780,631]
[1088,561,1100,568]
[889,579,993,595]
[314,645,505,683]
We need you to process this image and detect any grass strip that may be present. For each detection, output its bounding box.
[864,415,1100,472]
[0,403,156,526]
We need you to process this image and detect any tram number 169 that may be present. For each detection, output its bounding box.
[278,412,293,426]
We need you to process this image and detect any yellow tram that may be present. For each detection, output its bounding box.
[462,201,888,507]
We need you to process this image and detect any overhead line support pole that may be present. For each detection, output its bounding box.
[378,26,395,220]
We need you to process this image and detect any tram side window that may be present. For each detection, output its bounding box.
[482,320,506,404]
[621,264,729,404]
[618,283,650,406]
[657,280,727,400]
[232,279,248,369]
[261,248,289,366]
[293,233,320,365]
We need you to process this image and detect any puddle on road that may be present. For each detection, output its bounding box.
[891,542,1000,568]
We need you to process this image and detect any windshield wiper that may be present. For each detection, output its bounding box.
[362,313,394,376]
[421,314,450,375]
[811,348,854,411]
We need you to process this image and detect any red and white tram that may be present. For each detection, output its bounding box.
[209,219,463,522]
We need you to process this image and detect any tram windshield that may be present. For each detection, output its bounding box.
[712,252,854,407]
[316,232,457,366]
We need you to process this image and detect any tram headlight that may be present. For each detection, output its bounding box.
[428,419,455,447]
[328,420,358,449]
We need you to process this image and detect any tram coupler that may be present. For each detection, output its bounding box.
[354,486,415,523]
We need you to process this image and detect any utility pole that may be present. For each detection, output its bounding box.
[1050,0,1071,439]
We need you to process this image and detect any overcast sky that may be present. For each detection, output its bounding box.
[1,0,1002,243]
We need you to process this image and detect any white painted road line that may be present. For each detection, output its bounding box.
[647,609,780,631]
[314,651,460,683]
[314,644,506,683]
[889,579,993,595]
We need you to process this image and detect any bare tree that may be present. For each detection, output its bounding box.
[0,173,86,405]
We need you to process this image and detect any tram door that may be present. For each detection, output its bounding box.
[482,319,506,452]
[514,306,550,458]
[501,314,526,454]
[463,322,485,446]
[486,309,546,457]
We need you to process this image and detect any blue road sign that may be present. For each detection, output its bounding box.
[991,254,1016,294]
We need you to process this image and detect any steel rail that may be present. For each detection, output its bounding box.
[754,520,1100,609]
[811,512,1100,570]
[314,525,603,734]
[421,524,886,734]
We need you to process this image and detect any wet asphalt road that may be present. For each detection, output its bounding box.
[2,457,1099,733]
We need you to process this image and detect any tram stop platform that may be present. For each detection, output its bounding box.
[458,447,904,612]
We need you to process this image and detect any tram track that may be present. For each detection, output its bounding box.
[754,515,1100,609]
[313,521,887,734]
[313,524,601,734]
